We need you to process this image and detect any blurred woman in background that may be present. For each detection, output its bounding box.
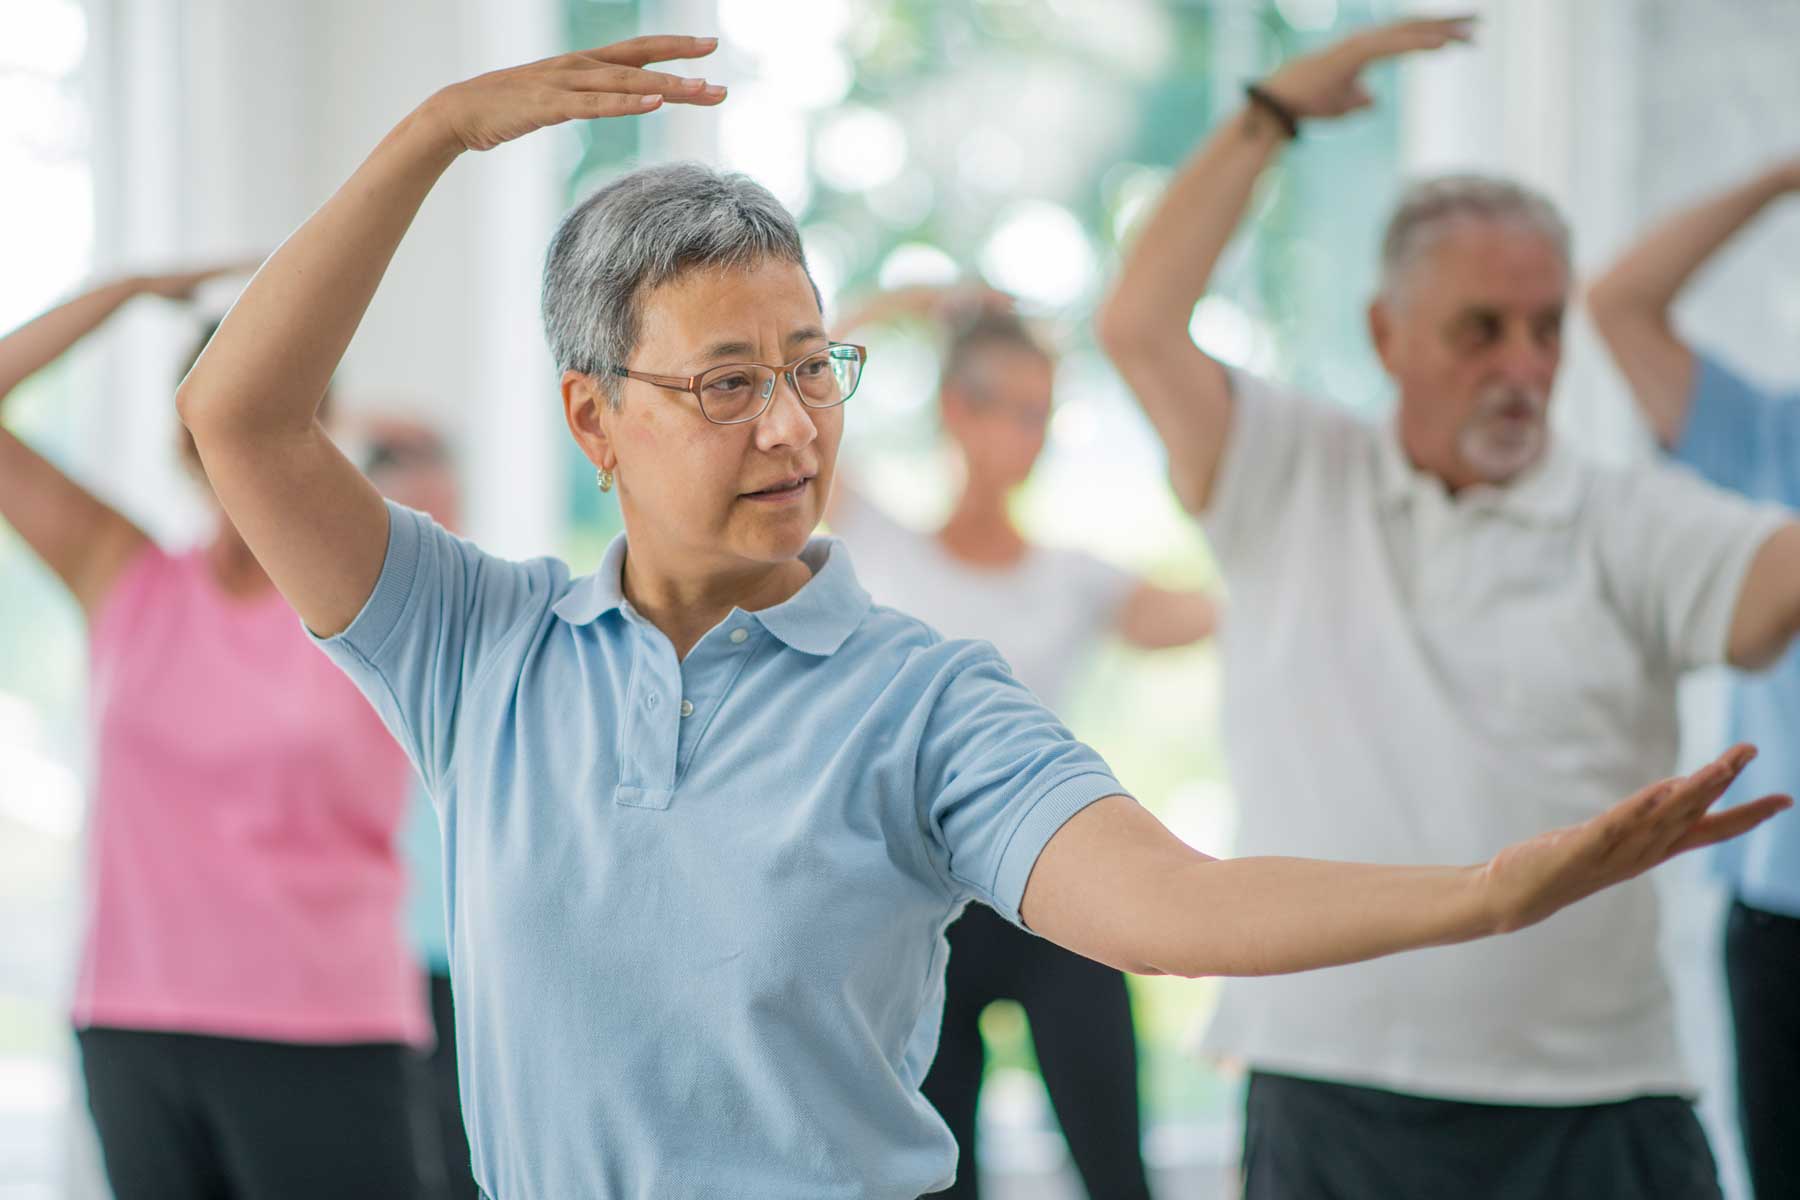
[0,272,428,1200]
[829,286,1215,1199]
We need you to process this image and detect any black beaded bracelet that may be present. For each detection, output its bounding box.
[1244,82,1301,141]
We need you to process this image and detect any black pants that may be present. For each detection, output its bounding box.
[1242,1070,1721,1200]
[922,904,1151,1200]
[1724,899,1800,1200]
[78,1026,422,1200]
[413,972,480,1199]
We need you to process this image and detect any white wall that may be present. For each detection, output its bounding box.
[90,0,568,558]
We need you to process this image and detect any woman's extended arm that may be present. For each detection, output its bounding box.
[176,38,725,636]
[1021,744,1786,977]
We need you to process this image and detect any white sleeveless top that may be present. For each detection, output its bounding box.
[829,489,1134,710]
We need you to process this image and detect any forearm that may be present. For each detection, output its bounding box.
[1117,583,1217,650]
[1098,105,1285,348]
[1590,166,1793,326]
[1138,855,1493,978]
[1022,796,1496,978]
[177,105,462,443]
[0,277,142,400]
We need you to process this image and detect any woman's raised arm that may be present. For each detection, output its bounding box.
[1,267,242,615]
[177,37,725,635]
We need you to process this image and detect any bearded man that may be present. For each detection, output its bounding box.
[1097,19,1800,1200]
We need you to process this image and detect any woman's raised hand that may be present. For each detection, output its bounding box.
[1481,744,1790,934]
[1261,16,1473,120]
[419,35,725,155]
[132,260,264,302]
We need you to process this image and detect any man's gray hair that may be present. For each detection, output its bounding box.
[1379,174,1571,303]
[541,162,818,402]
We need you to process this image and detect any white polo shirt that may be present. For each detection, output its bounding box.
[1200,370,1788,1105]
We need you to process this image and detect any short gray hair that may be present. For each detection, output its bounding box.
[1379,174,1571,302]
[541,162,818,402]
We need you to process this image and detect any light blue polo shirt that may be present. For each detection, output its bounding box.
[1672,352,1800,919]
[316,501,1124,1199]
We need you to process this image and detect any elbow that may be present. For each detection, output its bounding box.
[173,377,203,433]
[1095,295,1137,363]
[1584,275,1654,349]
[1731,629,1796,675]
[1583,277,1628,346]
[175,372,255,450]
[1096,292,1163,367]
[174,373,219,443]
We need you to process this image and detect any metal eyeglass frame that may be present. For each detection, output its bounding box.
[609,342,869,426]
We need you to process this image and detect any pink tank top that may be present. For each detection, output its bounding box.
[75,544,427,1045]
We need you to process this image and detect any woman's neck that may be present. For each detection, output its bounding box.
[937,479,1028,568]
[622,548,814,661]
[205,525,274,599]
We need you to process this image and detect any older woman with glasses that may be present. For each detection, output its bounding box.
[176,36,1789,1200]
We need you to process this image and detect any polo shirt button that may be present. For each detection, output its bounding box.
[679,699,695,718]
[729,628,749,645]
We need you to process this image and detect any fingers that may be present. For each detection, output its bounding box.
[1354,16,1476,59]
[560,65,726,107]
[1632,743,1757,863]
[1669,743,1756,821]
[557,91,670,122]
[578,34,719,69]
[1668,795,1793,856]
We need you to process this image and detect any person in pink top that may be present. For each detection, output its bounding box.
[0,271,429,1199]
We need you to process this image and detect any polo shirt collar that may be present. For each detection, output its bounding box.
[550,533,871,657]
[1374,420,1581,527]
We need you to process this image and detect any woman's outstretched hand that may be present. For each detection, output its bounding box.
[419,35,726,155]
[1482,744,1790,933]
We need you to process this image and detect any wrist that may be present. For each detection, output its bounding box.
[1235,102,1292,153]
[400,95,472,170]
[1468,859,1517,937]
[1244,82,1301,142]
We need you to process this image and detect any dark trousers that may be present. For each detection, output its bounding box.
[78,1026,421,1200]
[413,971,480,1199]
[1242,1070,1721,1200]
[922,904,1152,1200]
[1724,899,1800,1200]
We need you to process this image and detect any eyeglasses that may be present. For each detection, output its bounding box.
[611,342,867,426]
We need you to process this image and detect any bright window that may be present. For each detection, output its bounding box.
[0,0,95,1190]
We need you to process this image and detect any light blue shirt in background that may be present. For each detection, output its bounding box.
[1673,353,1800,919]
[316,501,1124,1200]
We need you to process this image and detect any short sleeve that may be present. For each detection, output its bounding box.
[1594,463,1790,672]
[913,643,1128,925]
[1201,369,1347,570]
[1672,352,1800,506]
[311,500,559,795]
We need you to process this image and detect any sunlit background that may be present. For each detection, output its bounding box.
[4,1,1799,1196]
